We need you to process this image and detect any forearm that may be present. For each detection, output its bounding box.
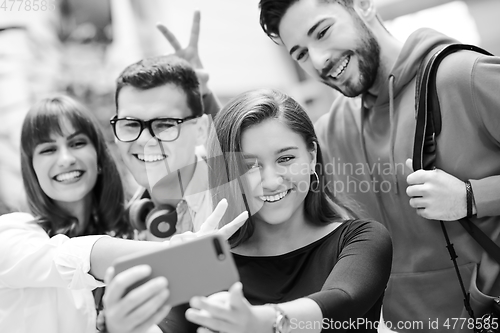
[0,215,106,289]
[276,298,323,333]
[90,238,166,281]
[220,298,322,333]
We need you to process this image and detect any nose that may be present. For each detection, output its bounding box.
[136,126,158,146]
[260,165,283,192]
[57,146,76,167]
[309,46,330,73]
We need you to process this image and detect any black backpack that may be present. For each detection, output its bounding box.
[413,43,500,329]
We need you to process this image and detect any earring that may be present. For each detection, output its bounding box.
[311,170,320,192]
[98,166,102,174]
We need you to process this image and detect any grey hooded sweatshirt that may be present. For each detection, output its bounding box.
[315,28,500,331]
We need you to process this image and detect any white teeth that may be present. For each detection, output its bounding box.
[55,171,83,182]
[136,154,166,162]
[330,56,350,79]
[259,190,289,203]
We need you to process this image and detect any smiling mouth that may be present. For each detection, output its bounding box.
[259,189,291,203]
[134,154,167,163]
[53,170,84,182]
[328,55,351,80]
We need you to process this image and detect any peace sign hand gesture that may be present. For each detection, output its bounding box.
[168,199,248,247]
[157,10,210,95]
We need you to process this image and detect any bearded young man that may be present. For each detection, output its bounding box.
[259,0,500,331]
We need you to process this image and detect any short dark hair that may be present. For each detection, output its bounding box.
[115,54,203,117]
[207,89,359,247]
[259,0,353,40]
[21,95,132,238]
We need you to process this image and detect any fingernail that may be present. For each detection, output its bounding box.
[155,277,168,287]
[190,297,200,307]
[137,265,152,274]
[185,308,194,320]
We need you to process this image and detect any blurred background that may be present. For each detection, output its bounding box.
[1,0,499,214]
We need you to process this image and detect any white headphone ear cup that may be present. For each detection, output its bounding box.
[129,199,154,231]
[146,205,177,238]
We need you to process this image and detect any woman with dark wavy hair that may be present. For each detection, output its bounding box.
[19,95,131,238]
[180,89,393,333]
[0,95,172,333]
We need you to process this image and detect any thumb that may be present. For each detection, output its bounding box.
[229,282,245,309]
[406,158,414,173]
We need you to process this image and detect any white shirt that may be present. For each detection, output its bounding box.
[0,212,107,333]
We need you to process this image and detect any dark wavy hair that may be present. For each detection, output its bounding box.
[115,54,203,117]
[20,95,132,238]
[207,89,358,247]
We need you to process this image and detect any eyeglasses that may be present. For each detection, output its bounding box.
[110,115,199,142]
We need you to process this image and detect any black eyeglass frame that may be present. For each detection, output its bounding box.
[110,115,200,142]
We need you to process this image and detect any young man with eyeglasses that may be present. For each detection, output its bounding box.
[111,54,215,241]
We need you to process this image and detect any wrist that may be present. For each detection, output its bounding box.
[201,89,211,99]
[254,305,278,333]
[265,303,292,333]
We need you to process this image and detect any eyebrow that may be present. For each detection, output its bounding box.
[242,146,298,159]
[276,146,298,154]
[40,131,84,144]
[289,45,300,57]
[289,18,327,56]
[308,18,326,37]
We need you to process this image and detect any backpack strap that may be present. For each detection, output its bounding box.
[459,218,500,265]
[412,44,498,263]
[413,43,497,323]
[413,44,492,171]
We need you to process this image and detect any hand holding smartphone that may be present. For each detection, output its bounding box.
[112,234,239,307]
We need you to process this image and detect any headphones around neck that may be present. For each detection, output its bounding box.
[128,190,178,238]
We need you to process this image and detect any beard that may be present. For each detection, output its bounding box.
[322,15,381,98]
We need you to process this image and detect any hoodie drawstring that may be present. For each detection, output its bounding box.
[388,75,399,194]
[359,75,399,195]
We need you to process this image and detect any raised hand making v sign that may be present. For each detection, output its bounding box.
[156,11,212,98]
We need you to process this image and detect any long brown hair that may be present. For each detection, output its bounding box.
[207,89,358,247]
[20,95,132,237]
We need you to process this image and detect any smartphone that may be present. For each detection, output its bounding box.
[112,234,239,307]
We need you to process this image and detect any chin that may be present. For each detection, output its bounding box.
[130,172,150,190]
[53,191,89,204]
[257,210,291,225]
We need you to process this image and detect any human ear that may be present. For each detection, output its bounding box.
[353,0,377,22]
[309,141,318,172]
